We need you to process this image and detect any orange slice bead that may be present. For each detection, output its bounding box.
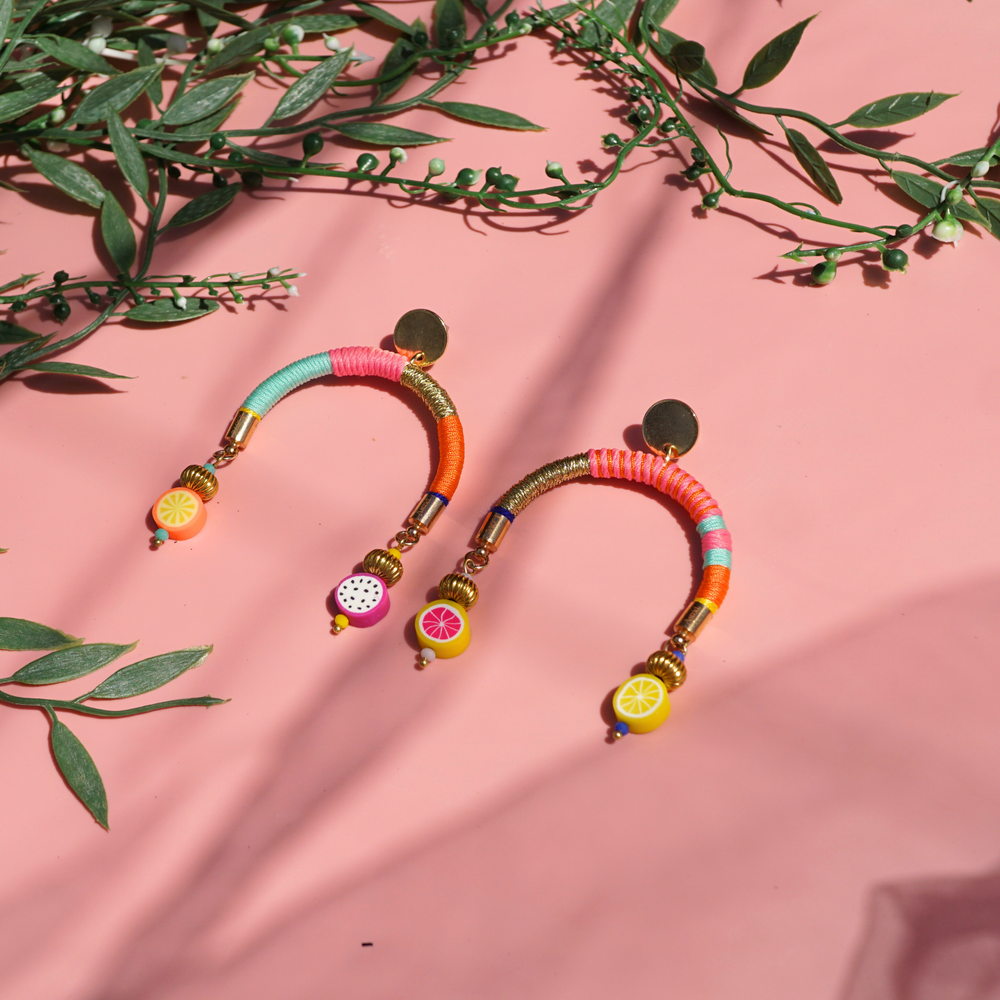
[152,487,207,540]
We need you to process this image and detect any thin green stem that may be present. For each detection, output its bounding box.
[0,686,226,717]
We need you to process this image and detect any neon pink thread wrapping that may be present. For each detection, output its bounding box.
[328,346,407,381]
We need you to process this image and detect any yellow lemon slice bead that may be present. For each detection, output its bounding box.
[152,487,207,541]
[414,599,470,659]
[612,673,671,735]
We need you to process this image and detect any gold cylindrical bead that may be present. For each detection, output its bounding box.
[363,548,403,586]
[646,650,687,690]
[673,600,714,643]
[407,492,447,534]
[224,408,260,449]
[438,573,479,609]
[180,464,219,501]
[475,512,511,553]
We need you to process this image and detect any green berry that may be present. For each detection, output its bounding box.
[357,152,379,172]
[302,132,323,157]
[53,270,68,284]
[882,247,908,271]
[456,167,478,186]
[496,173,518,192]
[263,36,280,52]
[228,150,245,164]
[167,165,181,179]
[48,107,66,126]
[53,300,71,321]
[485,166,503,186]
[10,300,25,312]
[389,146,407,163]
[946,185,964,206]
[701,190,720,209]
[206,37,223,54]
[427,157,446,177]
[627,85,644,99]
[823,249,842,262]
[602,133,622,148]
[683,164,705,181]
[690,146,706,164]
[411,29,429,46]
[634,105,651,122]
[282,24,304,44]
[209,133,226,150]
[212,172,228,188]
[894,224,912,238]
[811,260,837,286]
[505,11,520,25]
[87,289,102,305]
[545,161,566,180]
[240,171,263,188]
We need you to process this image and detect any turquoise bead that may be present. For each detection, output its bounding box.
[154,528,169,542]
[202,463,215,473]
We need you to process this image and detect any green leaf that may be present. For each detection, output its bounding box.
[938,147,987,167]
[0,80,60,123]
[24,148,106,208]
[171,100,239,138]
[34,34,119,75]
[641,0,679,28]
[0,320,41,343]
[137,38,162,106]
[86,645,212,699]
[333,123,447,146]
[70,66,162,124]
[651,29,717,88]
[27,361,134,378]
[740,15,815,91]
[107,112,149,200]
[692,88,771,135]
[0,272,41,295]
[124,296,220,322]
[354,1,411,34]
[0,0,12,54]
[890,169,941,209]
[0,617,82,651]
[269,48,351,121]
[424,100,543,130]
[290,14,358,33]
[162,181,241,229]
[203,24,273,73]
[50,717,108,827]
[160,72,252,125]
[12,642,137,685]
[971,194,1000,239]
[375,33,416,103]
[224,141,301,167]
[840,92,957,129]
[434,0,466,48]
[952,195,990,228]
[594,0,639,36]
[100,192,137,275]
[784,126,842,204]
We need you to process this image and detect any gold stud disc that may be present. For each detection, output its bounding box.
[393,309,448,365]
[641,399,699,458]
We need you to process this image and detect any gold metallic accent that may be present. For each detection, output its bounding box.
[613,729,626,740]
[462,548,490,576]
[391,525,422,552]
[208,443,239,468]
[475,512,511,553]
[408,492,447,534]
[225,408,261,449]
[438,573,479,609]
[641,399,699,458]
[496,453,591,517]
[646,650,687,690]
[393,308,448,365]
[180,464,219,501]
[363,548,403,586]
[673,600,714,644]
[400,366,457,421]
[669,633,689,654]
[332,621,346,634]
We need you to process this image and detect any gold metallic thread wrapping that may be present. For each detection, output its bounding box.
[400,366,457,421]
[495,454,591,516]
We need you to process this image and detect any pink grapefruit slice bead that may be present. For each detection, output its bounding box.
[152,487,207,540]
[414,599,470,658]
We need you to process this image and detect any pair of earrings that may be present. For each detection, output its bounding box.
[149,311,731,738]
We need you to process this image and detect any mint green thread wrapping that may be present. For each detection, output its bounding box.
[241,352,333,416]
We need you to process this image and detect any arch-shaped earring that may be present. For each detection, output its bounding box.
[411,400,731,737]
[149,309,465,633]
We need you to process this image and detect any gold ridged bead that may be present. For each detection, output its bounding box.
[437,573,479,609]
[363,549,403,586]
[645,650,687,691]
[180,465,219,501]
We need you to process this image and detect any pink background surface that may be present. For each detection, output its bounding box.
[3,1,1000,997]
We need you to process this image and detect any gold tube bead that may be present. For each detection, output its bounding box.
[408,492,448,534]
[646,650,687,690]
[180,465,219,501]
[363,549,403,586]
[673,600,714,644]
[496,453,591,516]
[475,511,511,554]
[224,408,260,449]
[438,573,479,609]
[399,366,457,421]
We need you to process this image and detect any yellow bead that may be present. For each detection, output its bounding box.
[612,674,671,733]
[388,548,402,559]
[334,614,349,630]
[414,600,470,658]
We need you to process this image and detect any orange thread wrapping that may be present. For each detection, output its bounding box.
[696,565,730,608]
[429,414,464,500]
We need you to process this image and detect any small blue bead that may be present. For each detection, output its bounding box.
[154,528,169,541]
[614,721,630,736]
[203,463,216,473]
[673,649,685,660]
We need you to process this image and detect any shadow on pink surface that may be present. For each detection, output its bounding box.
[0,574,990,1000]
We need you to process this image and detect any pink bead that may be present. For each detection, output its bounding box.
[333,573,390,627]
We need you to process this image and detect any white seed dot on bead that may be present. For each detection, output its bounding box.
[420,648,436,661]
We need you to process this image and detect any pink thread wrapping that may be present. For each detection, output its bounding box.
[587,448,728,555]
[328,346,407,381]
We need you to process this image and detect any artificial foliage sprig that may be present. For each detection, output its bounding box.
[0,0,996,387]
[0,616,225,828]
